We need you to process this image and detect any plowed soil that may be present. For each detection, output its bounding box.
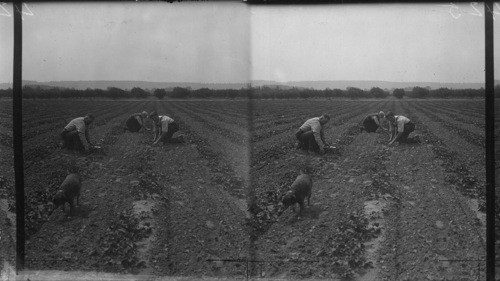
[0,98,489,281]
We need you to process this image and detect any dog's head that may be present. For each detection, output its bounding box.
[52,191,66,209]
[281,191,296,208]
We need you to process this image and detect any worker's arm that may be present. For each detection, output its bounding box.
[388,131,403,145]
[153,120,169,145]
[319,129,329,147]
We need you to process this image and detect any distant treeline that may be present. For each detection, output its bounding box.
[0,85,491,99]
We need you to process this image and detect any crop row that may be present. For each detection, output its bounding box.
[426,99,485,116]
[417,99,484,118]
[410,102,485,148]
[22,101,141,140]
[170,101,248,137]
[168,102,248,147]
[172,101,248,128]
[251,100,350,126]
[413,101,484,128]
[399,102,484,202]
[411,101,484,136]
[158,101,247,198]
[176,100,250,123]
[22,100,119,123]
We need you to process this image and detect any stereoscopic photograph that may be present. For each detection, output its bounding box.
[0,1,498,280]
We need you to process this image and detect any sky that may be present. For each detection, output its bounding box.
[251,3,497,83]
[0,2,250,84]
[0,2,498,84]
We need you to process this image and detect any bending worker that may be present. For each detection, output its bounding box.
[361,111,388,133]
[295,114,331,154]
[61,114,95,153]
[149,111,184,145]
[386,111,421,145]
[124,111,150,132]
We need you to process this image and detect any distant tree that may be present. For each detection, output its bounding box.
[393,88,405,99]
[408,86,429,98]
[370,87,389,98]
[432,87,452,98]
[153,88,167,99]
[346,87,366,98]
[170,87,191,98]
[0,88,12,98]
[131,87,149,98]
[332,89,344,98]
[193,88,212,98]
[107,87,127,99]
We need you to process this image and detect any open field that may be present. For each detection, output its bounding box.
[0,98,491,280]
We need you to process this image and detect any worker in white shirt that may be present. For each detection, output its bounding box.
[386,111,421,145]
[149,111,184,145]
[361,111,388,133]
[61,114,95,152]
[295,114,331,154]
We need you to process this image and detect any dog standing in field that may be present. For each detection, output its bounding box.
[51,173,82,216]
[281,172,313,214]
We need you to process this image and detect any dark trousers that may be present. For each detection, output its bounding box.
[161,122,181,143]
[295,130,320,152]
[362,117,378,133]
[400,122,418,143]
[125,116,141,132]
[61,130,84,151]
